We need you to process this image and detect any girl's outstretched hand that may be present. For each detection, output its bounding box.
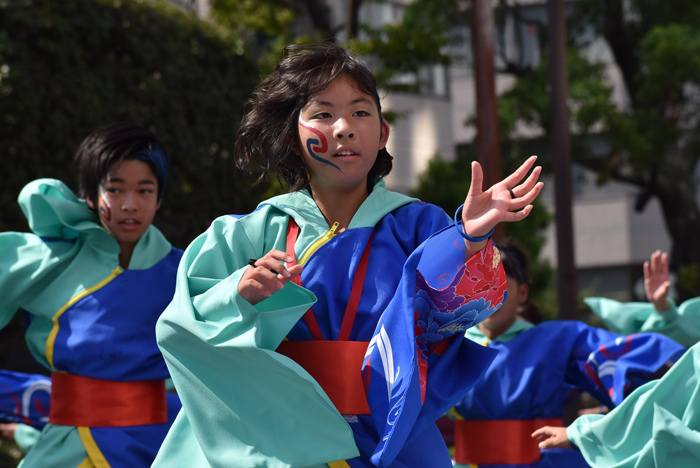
[532,426,571,450]
[238,249,303,305]
[644,250,671,312]
[461,155,543,255]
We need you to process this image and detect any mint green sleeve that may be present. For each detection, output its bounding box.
[0,179,93,328]
[154,214,359,468]
[14,423,42,454]
[567,343,700,467]
[585,296,700,347]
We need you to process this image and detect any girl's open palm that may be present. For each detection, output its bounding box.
[461,156,543,251]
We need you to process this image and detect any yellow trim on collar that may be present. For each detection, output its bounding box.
[299,222,339,266]
[78,427,111,468]
[46,267,123,369]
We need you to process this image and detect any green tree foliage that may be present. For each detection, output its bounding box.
[0,0,264,249]
[566,1,700,300]
[352,0,463,91]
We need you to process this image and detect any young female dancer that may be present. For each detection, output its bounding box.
[153,43,543,468]
[451,244,684,468]
[0,123,182,467]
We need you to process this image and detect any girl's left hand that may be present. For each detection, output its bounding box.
[461,155,543,255]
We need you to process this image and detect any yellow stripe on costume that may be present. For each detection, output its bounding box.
[46,267,123,369]
[76,457,94,468]
[77,427,111,468]
[328,461,352,468]
[448,407,464,421]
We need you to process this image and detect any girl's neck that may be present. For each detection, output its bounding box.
[309,179,370,231]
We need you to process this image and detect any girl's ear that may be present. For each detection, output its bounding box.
[379,119,390,150]
[86,198,95,210]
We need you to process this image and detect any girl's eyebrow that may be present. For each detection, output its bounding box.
[306,97,374,108]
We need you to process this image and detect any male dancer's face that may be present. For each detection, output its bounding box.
[88,159,160,248]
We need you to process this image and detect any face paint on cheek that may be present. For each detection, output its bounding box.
[98,186,112,222]
[299,115,342,172]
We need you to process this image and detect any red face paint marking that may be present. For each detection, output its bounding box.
[299,119,328,153]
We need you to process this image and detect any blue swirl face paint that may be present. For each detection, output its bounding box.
[299,115,342,172]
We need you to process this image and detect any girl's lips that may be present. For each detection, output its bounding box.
[333,150,360,160]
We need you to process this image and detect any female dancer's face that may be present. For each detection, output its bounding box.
[297,74,390,193]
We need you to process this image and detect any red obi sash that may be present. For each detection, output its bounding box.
[276,340,371,414]
[454,418,564,465]
[277,218,373,415]
[49,372,168,427]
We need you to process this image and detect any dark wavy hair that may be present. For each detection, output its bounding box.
[75,123,170,206]
[234,42,393,191]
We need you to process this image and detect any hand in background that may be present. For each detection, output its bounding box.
[532,425,571,450]
[644,250,671,312]
[0,422,17,440]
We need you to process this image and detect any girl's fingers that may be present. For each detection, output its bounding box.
[287,264,303,276]
[254,257,291,278]
[504,182,544,214]
[467,161,485,197]
[501,155,538,187]
[261,249,294,264]
[249,267,285,291]
[500,204,534,223]
[509,166,542,198]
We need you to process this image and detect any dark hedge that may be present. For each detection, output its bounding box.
[0,0,266,249]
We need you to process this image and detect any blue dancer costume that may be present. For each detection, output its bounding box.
[153,180,508,468]
[0,370,50,430]
[0,179,182,467]
[451,319,685,468]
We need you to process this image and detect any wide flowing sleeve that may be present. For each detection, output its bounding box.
[0,370,51,429]
[567,342,700,468]
[154,214,360,468]
[585,296,700,348]
[563,322,685,408]
[362,222,506,467]
[0,179,99,327]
